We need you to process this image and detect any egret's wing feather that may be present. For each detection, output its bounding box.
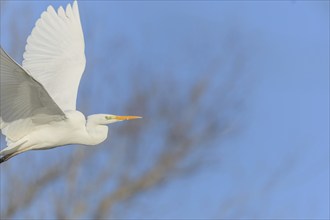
[0,47,65,140]
[22,1,85,111]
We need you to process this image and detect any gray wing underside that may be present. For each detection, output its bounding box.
[0,47,66,140]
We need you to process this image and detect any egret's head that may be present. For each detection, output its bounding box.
[104,114,142,124]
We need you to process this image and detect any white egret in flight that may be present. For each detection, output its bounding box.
[0,1,141,163]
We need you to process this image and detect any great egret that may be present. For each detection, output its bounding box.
[0,1,141,163]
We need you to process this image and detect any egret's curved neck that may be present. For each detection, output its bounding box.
[85,116,109,145]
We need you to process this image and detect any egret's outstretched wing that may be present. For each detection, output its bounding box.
[0,47,66,140]
[22,0,85,111]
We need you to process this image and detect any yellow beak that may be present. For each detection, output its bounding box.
[113,115,142,121]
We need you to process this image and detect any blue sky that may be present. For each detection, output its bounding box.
[1,0,329,218]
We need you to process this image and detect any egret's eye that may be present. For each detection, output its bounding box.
[105,116,113,120]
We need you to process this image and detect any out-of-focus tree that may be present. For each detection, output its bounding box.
[0,1,252,219]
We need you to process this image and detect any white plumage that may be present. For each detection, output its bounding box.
[0,1,141,163]
[23,1,85,111]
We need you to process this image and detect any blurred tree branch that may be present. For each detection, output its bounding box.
[1,1,251,219]
[2,163,65,218]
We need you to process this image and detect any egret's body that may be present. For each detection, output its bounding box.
[0,1,140,163]
[5,111,107,151]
